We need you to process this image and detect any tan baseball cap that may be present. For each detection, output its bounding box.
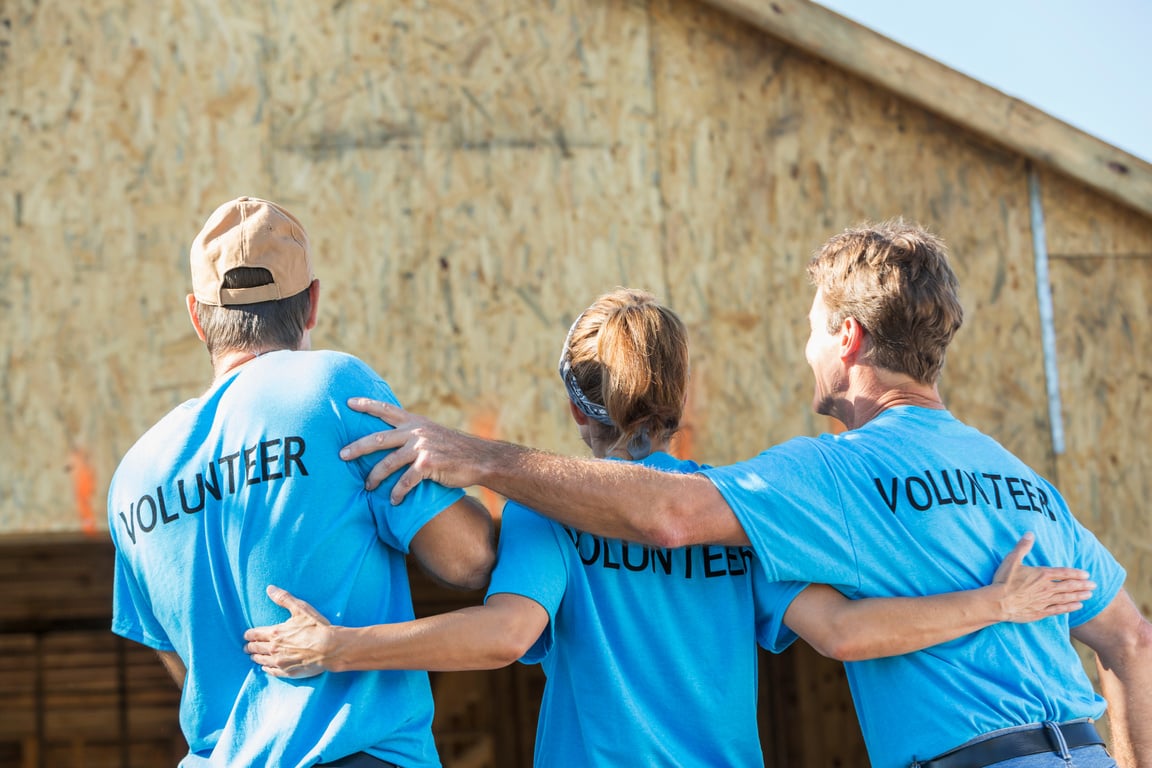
[190,196,315,306]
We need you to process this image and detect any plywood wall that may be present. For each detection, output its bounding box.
[6,0,1150,656]
[0,0,1144,731]
[1040,170,1152,613]
[5,0,1151,766]
[2,0,1071,527]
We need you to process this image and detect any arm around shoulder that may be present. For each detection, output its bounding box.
[483,455,748,548]
[340,398,746,547]
[1071,588,1152,768]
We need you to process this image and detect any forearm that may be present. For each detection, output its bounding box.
[1070,589,1152,767]
[346,400,745,547]
[1094,627,1152,767]
[790,583,1011,661]
[822,588,1007,660]
[328,600,541,673]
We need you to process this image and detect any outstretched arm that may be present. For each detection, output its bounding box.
[408,495,496,591]
[1071,588,1152,767]
[243,586,549,677]
[341,399,746,548]
[785,534,1096,661]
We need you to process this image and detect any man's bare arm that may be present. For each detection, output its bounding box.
[342,399,747,548]
[409,495,496,591]
[1071,588,1152,767]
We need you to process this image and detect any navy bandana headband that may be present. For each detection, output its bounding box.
[558,311,615,427]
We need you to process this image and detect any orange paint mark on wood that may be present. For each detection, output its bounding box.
[467,409,505,521]
[69,448,98,535]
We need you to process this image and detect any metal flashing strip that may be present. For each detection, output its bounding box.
[1027,167,1066,455]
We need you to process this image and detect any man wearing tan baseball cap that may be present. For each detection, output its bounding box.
[108,197,495,768]
[190,196,315,306]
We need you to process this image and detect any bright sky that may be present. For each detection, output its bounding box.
[813,0,1152,163]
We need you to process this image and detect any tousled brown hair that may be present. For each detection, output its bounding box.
[807,219,964,384]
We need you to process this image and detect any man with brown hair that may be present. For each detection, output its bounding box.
[108,197,495,768]
[338,220,1151,767]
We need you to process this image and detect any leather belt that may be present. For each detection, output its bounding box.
[916,721,1104,768]
[316,753,400,768]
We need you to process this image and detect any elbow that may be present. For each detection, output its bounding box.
[827,643,873,663]
[429,542,495,592]
[640,497,700,550]
[452,546,497,592]
[1105,617,1152,667]
[635,475,734,550]
[807,636,869,662]
[487,636,533,668]
[801,613,882,662]
[642,521,690,550]
[452,519,498,591]
[479,621,539,669]
[443,497,497,591]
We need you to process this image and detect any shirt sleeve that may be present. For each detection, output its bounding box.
[1053,481,1127,627]
[750,558,806,653]
[110,547,176,652]
[485,502,569,664]
[338,371,466,551]
[702,438,861,592]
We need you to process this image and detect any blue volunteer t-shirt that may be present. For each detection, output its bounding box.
[109,350,465,768]
[703,406,1126,767]
[486,451,806,767]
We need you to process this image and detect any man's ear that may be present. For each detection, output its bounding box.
[186,294,207,342]
[839,316,866,362]
[305,279,320,331]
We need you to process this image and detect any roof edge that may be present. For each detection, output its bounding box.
[701,0,1152,218]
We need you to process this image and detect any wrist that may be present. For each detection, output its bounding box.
[983,583,1010,623]
[474,437,522,487]
[325,625,352,673]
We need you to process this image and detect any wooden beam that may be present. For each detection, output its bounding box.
[699,0,1152,218]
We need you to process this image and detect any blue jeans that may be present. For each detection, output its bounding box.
[986,745,1114,767]
[941,720,1117,768]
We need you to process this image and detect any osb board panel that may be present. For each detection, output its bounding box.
[649,0,1049,471]
[0,0,1135,620]
[1039,168,1152,260]
[1,0,664,531]
[261,0,663,456]
[1039,171,1152,613]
